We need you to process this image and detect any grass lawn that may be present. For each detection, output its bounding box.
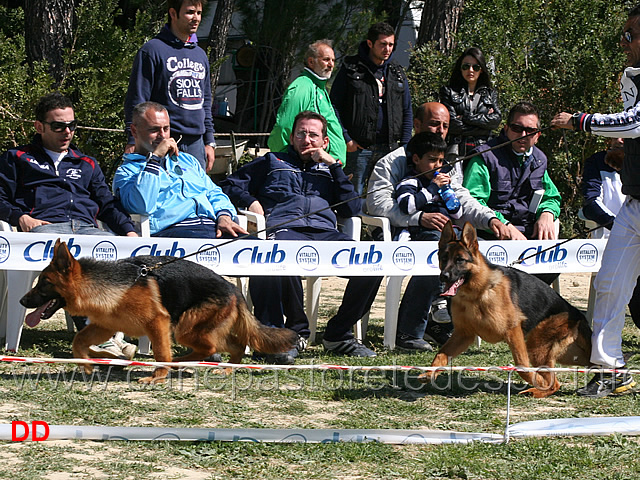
[0,274,639,480]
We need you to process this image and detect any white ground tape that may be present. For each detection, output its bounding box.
[3,418,640,443]
[0,424,503,444]
[508,416,640,438]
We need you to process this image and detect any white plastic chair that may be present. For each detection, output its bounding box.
[0,221,76,351]
[359,213,408,350]
[306,216,363,343]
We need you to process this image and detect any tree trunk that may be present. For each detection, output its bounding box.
[417,0,464,53]
[208,0,235,98]
[25,0,75,86]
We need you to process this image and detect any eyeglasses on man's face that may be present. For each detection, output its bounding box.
[508,123,538,135]
[294,130,321,141]
[461,63,481,72]
[43,120,78,132]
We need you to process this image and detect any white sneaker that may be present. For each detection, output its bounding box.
[88,333,137,360]
[430,298,452,323]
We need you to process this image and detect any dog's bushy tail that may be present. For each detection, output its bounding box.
[234,294,297,354]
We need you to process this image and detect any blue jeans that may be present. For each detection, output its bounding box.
[174,133,206,171]
[30,220,114,236]
[345,144,394,195]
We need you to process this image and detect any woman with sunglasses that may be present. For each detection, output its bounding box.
[439,47,502,171]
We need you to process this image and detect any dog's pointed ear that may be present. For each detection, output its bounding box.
[52,239,76,273]
[460,222,479,253]
[439,220,455,250]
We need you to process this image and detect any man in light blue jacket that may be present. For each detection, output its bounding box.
[113,101,246,239]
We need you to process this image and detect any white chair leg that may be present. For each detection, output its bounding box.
[138,336,152,355]
[383,276,404,349]
[6,270,39,352]
[0,270,8,347]
[354,313,369,341]
[306,276,322,343]
[236,277,252,311]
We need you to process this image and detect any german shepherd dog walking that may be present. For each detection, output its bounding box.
[20,240,297,383]
[419,222,592,397]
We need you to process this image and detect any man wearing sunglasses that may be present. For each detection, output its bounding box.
[463,101,561,244]
[0,92,138,237]
[550,5,640,397]
[0,92,139,360]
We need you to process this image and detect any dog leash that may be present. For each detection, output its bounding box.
[507,221,611,268]
[141,125,562,273]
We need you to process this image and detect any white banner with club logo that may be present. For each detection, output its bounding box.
[0,232,606,276]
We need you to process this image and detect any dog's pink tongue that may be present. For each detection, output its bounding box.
[25,303,49,327]
[442,278,464,297]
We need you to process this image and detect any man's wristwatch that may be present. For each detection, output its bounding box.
[207,142,216,148]
[146,152,162,164]
[571,113,581,131]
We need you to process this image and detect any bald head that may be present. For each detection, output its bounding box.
[414,102,450,139]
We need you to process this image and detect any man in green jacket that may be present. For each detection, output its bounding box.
[268,39,347,165]
[462,102,561,241]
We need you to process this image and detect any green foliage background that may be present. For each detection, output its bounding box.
[408,0,635,236]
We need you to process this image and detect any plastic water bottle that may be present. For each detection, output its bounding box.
[435,173,460,213]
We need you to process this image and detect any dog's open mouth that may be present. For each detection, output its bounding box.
[441,278,465,297]
[25,299,63,327]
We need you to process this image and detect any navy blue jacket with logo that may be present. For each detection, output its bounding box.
[0,135,135,234]
[219,147,361,232]
[124,25,215,145]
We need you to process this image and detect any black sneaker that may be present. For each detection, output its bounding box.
[576,371,636,397]
[396,333,433,352]
[252,346,297,365]
[323,338,377,357]
[424,321,453,346]
[203,353,223,363]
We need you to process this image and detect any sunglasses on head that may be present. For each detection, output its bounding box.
[43,120,78,132]
[622,30,633,43]
[509,123,538,135]
[461,63,481,72]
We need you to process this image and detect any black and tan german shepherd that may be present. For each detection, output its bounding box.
[419,222,592,397]
[20,240,297,383]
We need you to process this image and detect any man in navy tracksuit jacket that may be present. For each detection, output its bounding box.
[124,0,216,172]
[0,92,137,358]
[0,94,136,237]
[220,111,382,362]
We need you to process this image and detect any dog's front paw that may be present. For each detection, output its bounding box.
[518,386,555,398]
[138,376,167,385]
[418,371,438,384]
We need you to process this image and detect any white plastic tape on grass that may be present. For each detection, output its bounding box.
[0,424,502,444]
[508,416,640,438]
[3,418,640,443]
